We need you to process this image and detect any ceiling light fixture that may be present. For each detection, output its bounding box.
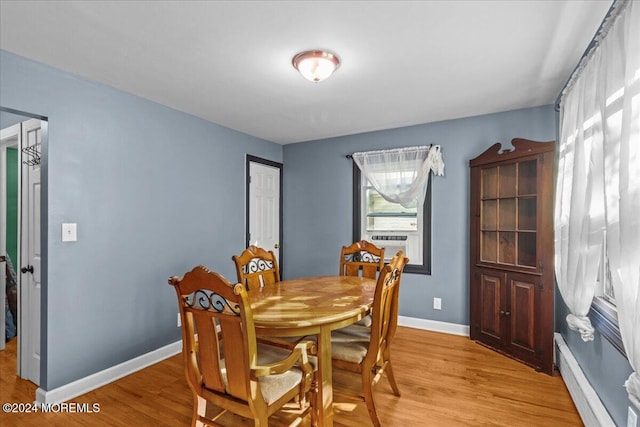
[292,50,340,83]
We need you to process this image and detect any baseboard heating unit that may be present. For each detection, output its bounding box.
[554,333,615,427]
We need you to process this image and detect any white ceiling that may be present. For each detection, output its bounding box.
[0,1,612,144]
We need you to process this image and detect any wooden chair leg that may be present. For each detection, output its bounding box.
[384,360,401,397]
[310,377,319,427]
[193,395,207,427]
[254,414,269,426]
[361,368,381,427]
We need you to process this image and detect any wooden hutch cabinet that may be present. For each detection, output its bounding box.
[469,138,555,374]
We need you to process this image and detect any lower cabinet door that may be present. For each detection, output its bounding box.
[472,268,552,373]
[506,273,538,357]
[480,272,505,345]
[475,269,507,348]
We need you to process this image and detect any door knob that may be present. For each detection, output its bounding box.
[274,243,280,249]
[21,265,34,274]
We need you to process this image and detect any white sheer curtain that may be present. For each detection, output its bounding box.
[554,53,606,342]
[556,0,640,408]
[602,0,640,409]
[352,145,444,208]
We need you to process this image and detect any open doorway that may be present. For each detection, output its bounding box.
[1,108,45,386]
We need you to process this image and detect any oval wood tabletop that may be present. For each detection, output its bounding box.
[248,275,376,329]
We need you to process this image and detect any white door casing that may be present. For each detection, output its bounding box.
[20,118,41,385]
[0,256,4,351]
[1,123,21,352]
[248,160,281,265]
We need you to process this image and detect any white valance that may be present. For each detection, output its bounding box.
[352,145,444,209]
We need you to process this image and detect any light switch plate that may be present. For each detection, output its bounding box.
[62,223,77,242]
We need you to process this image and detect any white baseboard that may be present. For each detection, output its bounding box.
[398,315,470,337]
[554,333,615,427]
[36,340,182,405]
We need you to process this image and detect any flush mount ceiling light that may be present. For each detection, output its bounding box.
[292,50,340,83]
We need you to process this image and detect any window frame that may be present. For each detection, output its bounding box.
[589,238,624,356]
[589,296,624,355]
[352,162,432,275]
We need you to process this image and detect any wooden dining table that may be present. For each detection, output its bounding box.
[248,275,377,427]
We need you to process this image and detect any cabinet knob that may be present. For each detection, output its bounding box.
[500,310,505,315]
[505,311,511,316]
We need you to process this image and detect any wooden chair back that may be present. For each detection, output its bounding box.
[232,245,280,290]
[169,265,316,426]
[331,251,409,427]
[169,266,256,403]
[339,240,385,279]
[367,252,408,366]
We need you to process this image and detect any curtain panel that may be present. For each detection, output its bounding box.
[352,145,444,209]
[556,0,640,408]
[602,0,640,409]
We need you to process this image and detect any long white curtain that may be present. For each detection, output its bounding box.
[352,145,444,208]
[554,48,606,342]
[602,0,640,409]
[556,0,640,408]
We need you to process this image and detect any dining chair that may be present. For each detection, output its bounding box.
[339,240,385,279]
[169,265,317,427]
[330,251,409,427]
[233,245,280,290]
[339,240,385,327]
[233,245,310,350]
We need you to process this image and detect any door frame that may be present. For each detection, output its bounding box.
[0,106,48,385]
[245,155,283,275]
[0,123,21,352]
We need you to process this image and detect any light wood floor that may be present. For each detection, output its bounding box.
[1,327,582,426]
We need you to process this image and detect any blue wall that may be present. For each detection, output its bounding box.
[282,105,556,325]
[0,50,282,390]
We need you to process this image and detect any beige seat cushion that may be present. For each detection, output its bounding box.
[330,326,371,364]
[331,339,368,364]
[332,324,371,342]
[353,314,372,328]
[220,343,309,405]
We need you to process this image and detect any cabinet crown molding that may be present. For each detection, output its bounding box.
[469,138,555,167]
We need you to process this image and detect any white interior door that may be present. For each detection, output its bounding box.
[249,161,281,265]
[20,118,41,385]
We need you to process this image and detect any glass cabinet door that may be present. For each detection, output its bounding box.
[479,159,538,269]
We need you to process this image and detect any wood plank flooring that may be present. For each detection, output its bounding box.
[0,327,582,426]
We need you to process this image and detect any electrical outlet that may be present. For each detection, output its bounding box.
[433,297,442,310]
[177,313,181,328]
[629,406,638,427]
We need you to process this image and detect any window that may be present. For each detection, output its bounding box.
[353,163,431,274]
[365,186,418,232]
[590,233,624,354]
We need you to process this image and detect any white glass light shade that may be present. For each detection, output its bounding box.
[292,50,340,83]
